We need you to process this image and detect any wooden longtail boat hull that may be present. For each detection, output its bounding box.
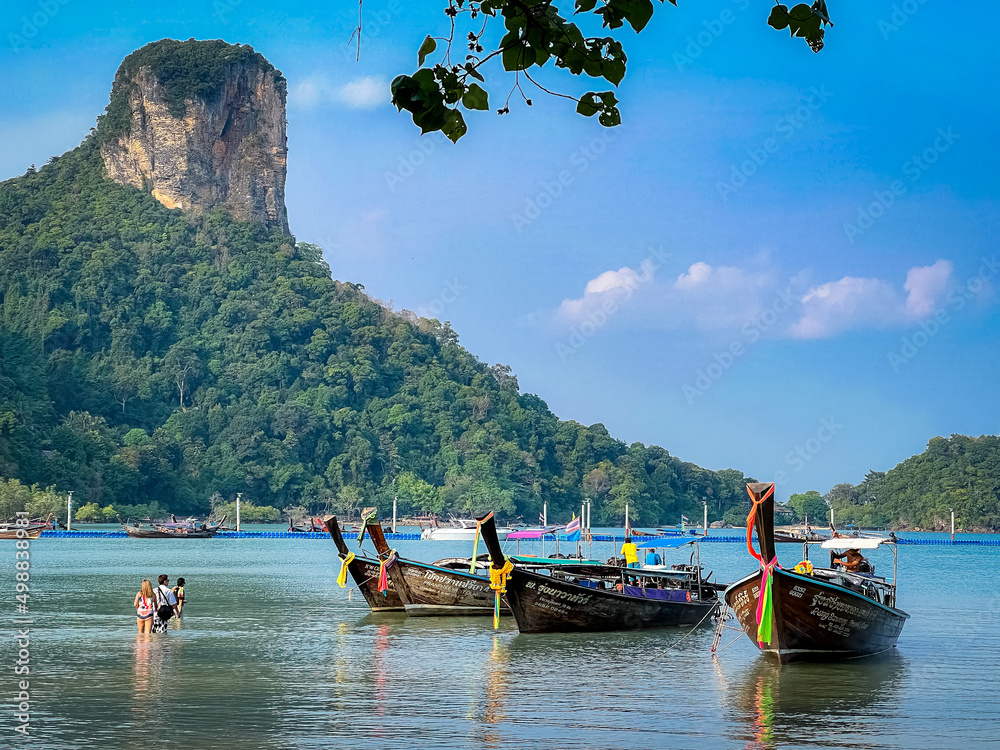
[360,518,507,617]
[727,482,908,664]
[323,515,404,612]
[0,528,43,540]
[387,558,509,617]
[725,568,908,664]
[343,554,405,612]
[123,527,216,538]
[506,566,717,634]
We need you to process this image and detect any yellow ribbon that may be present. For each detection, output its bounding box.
[337,551,355,588]
[489,560,515,630]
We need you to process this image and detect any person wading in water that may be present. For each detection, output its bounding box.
[133,579,155,634]
[152,574,180,633]
[172,578,186,616]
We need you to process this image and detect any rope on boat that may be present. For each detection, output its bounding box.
[658,601,720,655]
[710,603,750,656]
[711,633,747,656]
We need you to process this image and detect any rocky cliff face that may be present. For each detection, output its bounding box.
[100,41,288,232]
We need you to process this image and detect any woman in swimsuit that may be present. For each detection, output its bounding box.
[134,579,155,634]
[172,578,186,616]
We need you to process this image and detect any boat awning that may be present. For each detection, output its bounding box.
[507,527,561,540]
[820,537,889,550]
[636,537,694,549]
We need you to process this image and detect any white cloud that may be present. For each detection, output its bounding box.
[904,260,953,317]
[555,258,775,334]
[790,276,899,339]
[338,76,388,109]
[554,257,960,342]
[671,262,776,330]
[790,260,954,339]
[558,261,654,320]
[675,261,713,289]
[289,75,388,110]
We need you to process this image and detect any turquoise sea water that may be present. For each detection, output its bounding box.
[1,527,998,748]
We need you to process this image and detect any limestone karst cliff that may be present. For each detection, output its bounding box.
[98,39,288,231]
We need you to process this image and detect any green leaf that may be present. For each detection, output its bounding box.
[768,4,822,40]
[577,93,600,117]
[502,42,537,71]
[767,5,791,31]
[622,0,655,33]
[442,109,468,143]
[464,63,485,83]
[462,83,490,111]
[418,35,437,66]
[598,106,622,127]
[603,58,626,86]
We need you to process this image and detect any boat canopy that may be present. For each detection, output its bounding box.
[819,537,890,550]
[636,537,694,549]
[507,527,562,540]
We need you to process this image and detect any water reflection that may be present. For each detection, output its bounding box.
[725,652,908,748]
[374,623,390,718]
[130,634,176,743]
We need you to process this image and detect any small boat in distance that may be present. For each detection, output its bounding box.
[0,523,44,540]
[122,524,218,539]
[420,517,512,541]
[119,515,219,538]
[721,482,909,663]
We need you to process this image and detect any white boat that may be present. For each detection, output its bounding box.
[420,519,511,541]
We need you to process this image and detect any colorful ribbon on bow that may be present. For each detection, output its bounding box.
[744,484,779,646]
[756,556,778,646]
[336,551,355,588]
[489,560,514,630]
[358,507,378,547]
[377,549,398,595]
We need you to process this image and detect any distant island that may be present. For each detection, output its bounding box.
[1,40,997,532]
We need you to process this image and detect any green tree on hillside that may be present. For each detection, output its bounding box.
[788,490,828,525]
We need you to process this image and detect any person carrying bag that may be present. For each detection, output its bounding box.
[151,574,179,633]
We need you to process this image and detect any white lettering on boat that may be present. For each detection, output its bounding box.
[535,583,592,606]
[420,569,489,593]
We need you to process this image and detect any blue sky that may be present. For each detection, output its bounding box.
[3,0,998,498]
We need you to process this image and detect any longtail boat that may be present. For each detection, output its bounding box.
[0,524,44,540]
[324,515,404,612]
[477,512,722,633]
[721,482,908,664]
[364,515,509,617]
[122,523,217,538]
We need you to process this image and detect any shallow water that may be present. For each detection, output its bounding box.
[1,528,997,748]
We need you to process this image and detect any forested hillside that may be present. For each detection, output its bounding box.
[0,136,755,523]
[826,435,1000,532]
